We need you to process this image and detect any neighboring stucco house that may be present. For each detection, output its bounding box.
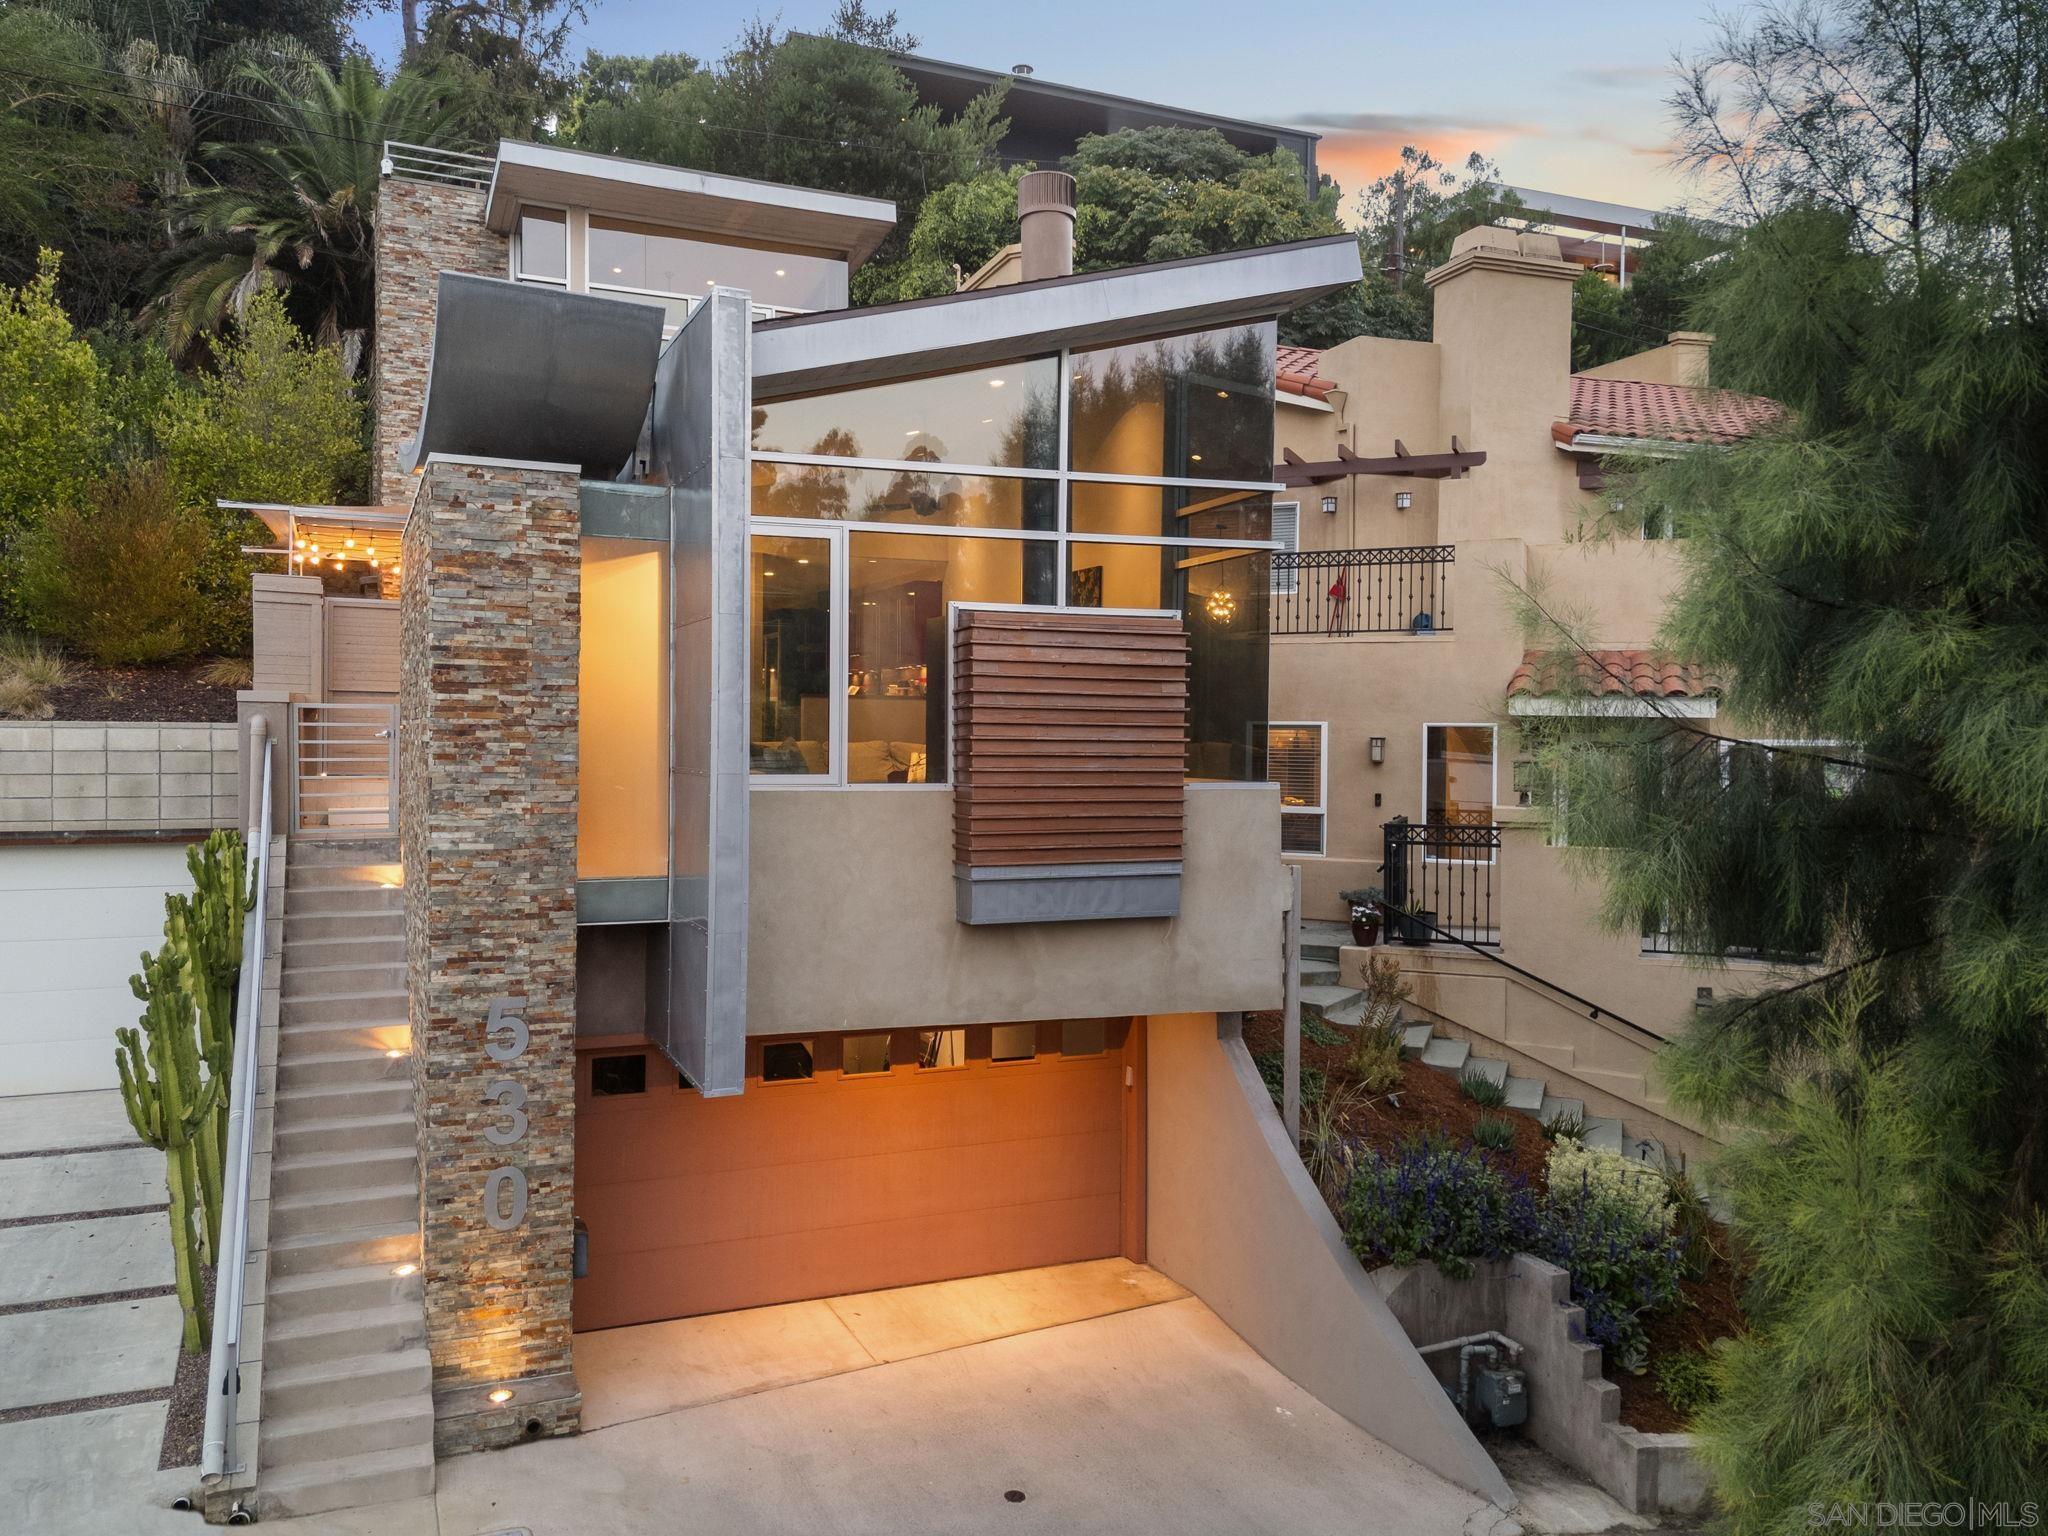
[220,142,1528,1522]
[1264,224,1783,1167]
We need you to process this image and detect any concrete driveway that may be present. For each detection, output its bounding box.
[435,1294,1507,1536]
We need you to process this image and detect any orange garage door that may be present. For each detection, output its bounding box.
[572,1019,1145,1330]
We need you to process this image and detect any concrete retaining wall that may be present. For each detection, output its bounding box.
[1146,1011,1514,1508]
[0,721,237,835]
[1373,1255,1710,1517]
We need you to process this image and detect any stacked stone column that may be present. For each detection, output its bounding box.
[400,456,582,1453]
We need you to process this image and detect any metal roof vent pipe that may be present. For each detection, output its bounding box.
[1018,170,1076,282]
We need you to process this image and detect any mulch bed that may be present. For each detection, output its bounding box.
[1243,1006,1745,1433]
[46,661,238,723]
[157,1260,215,1470]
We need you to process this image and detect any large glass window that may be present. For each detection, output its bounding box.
[749,337,1280,788]
[849,531,1056,783]
[1425,725,1496,826]
[750,534,834,776]
[1067,323,1276,482]
[1068,483,1272,542]
[1067,543,1270,780]
[579,536,668,878]
[752,462,1056,532]
[514,207,567,284]
[589,216,847,317]
[753,359,1059,467]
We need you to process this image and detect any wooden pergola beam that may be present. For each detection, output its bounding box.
[1275,437,1488,487]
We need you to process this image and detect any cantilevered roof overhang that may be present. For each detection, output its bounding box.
[484,139,898,267]
[398,273,665,480]
[751,234,1365,396]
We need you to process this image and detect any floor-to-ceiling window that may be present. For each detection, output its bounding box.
[746,325,1279,788]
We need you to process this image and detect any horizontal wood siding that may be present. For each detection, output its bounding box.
[953,609,1187,867]
[325,599,400,695]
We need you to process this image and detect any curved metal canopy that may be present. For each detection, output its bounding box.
[399,273,664,481]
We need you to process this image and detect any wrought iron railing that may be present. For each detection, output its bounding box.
[1641,917,1818,964]
[1380,817,1501,947]
[1271,545,1453,636]
[382,140,496,190]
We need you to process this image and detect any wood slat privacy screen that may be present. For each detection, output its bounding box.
[953,608,1188,868]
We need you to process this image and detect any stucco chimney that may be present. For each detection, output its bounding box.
[1018,170,1076,282]
[1665,331,1713,387]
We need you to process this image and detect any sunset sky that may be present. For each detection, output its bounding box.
[359,1,1724,219]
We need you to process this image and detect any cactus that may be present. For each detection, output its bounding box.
[117,946,225,1355]
[163,829,253,1260]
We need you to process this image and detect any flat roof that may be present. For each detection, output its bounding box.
[752,235,1363,395]
[1505,186,1680,240]
[486,140,899,267]
[886,48,1316,150]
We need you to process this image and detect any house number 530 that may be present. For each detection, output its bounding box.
[482,996,530,1232]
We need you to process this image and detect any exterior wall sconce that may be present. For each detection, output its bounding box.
[1368,736,1386,765]
[1320,495,1339,514]
[1394,491,1414,511]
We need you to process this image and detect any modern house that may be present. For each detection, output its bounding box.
[222,141,1521,1520]
[884,48,1322,190]
[1264,224,1783,1165]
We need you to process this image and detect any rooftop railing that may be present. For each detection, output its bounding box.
[1272,545,1453,636]
[382,140,496,190]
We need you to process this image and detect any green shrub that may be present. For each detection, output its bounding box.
[1656,1345,1723,1419]
[15,462,204,664]
[1532,1177,1687,1373]
[1547,1140,1675,1234]
[1300,1083,1362,1195]
[1347,1021,1406,1094]
[1302,1011,1344,1048]
[1254,1048,1325,1112]
[1462,1069,1508,1107]
[1542,1109,1587,1143]
[1473,1113,1517,1151]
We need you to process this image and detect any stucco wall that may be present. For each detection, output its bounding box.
[1145,1011,1513,1507]
[1276,335,1445,554]
[744,782,1287,1034]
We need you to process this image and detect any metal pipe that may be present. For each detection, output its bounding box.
[1416,1329,1522,1418]
[201,721,274,1487]
[1282,863,1302,1144]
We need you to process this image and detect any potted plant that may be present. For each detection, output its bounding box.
[1398,899,1437,946]
[1339,887,1383,947]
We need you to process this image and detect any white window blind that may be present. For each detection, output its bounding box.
[1270,501,1300,594]
[1268,721,1326,855]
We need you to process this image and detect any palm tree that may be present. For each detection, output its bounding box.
[153,53,480,374]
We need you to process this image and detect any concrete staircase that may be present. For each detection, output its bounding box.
[258,841,434,1519]
[1295,924,1668,1166]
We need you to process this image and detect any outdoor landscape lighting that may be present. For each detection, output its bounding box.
[1369,736,1386,764]
[488,1389,513,1404]
[1395,490,1414,510]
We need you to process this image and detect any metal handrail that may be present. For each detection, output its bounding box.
[200,720,275,1490]
[382,139,495,189]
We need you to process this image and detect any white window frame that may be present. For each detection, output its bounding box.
[1269,500,1300,594]
[510,204,570,287]
[1269,719,1327,857]
[1421,721,1499,863]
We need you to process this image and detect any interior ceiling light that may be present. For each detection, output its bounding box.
[774,268,787,277]
[1216,390,1230,399]
[1190,453,1204,463]
[987,378,1005,388]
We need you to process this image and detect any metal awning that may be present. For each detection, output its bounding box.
[398,274,664,481]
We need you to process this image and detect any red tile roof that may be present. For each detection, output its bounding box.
[1274,344,1334,401]
[1507,648,1722,699]
[1556,376,1781,446]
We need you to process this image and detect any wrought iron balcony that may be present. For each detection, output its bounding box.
[1271,545,1454,637]
[1381,817,1501,947]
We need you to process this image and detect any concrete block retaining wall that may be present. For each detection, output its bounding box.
[1372,1255,1710,1517]
[0,721,238,834]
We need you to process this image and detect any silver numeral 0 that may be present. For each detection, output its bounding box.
[483,1165,529,1231]
[482,996,532,1232]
